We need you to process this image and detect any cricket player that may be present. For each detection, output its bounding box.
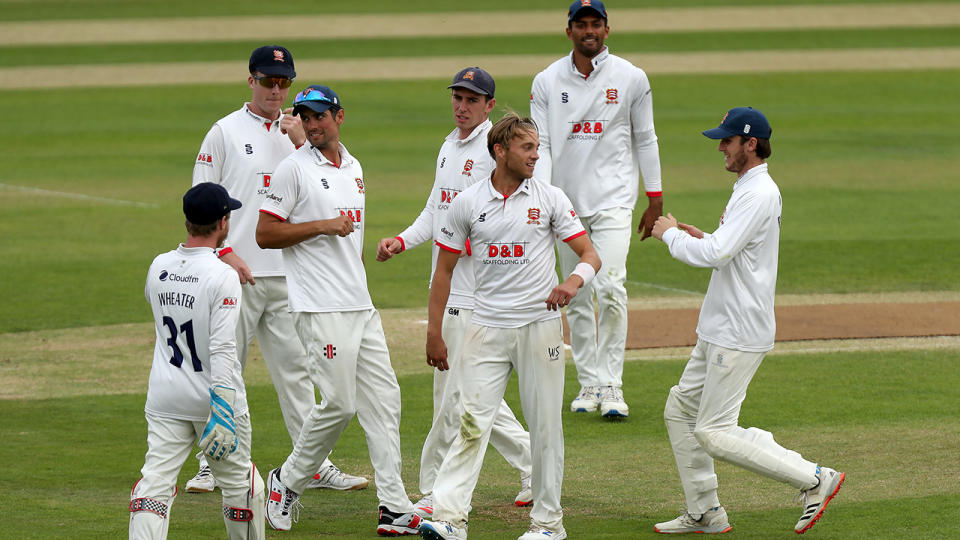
[418,113,601,540]
[530,0,664,418]
[130,182,263,540]
[188,45,366,494]
[376,67,534,516]
[256,84,419,536]
[651,107,845,534]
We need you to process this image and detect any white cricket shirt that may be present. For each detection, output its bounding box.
[193,104,297,277]
[437,177,586,328]
[530,48,662,217]
[259,143,373,313]
[397,120,495,310]
[661,164,781,352]
[144,245,248,421]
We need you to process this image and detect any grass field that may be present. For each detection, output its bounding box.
[1,1,959,538]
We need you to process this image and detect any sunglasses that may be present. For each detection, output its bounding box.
[293,88,339,107]
[252,74,293,89]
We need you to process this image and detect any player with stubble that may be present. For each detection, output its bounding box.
[131,182,263,540]
[376,67,534,518]
[531,0,664,419]
[651,107,845,535]
[257,85,419,536]
[188,45,366,495]
[418,113,601,540]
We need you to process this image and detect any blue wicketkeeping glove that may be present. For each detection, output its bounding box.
[198,385,238,461]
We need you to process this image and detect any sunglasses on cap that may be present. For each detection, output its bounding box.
[252,74,293,89]
[293,88,339,107]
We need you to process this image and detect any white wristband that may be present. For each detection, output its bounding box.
[570,262,596,287]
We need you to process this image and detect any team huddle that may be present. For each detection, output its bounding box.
[129,2,845,539]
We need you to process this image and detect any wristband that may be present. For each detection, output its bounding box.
[395,236,405,252]
[217,247,233,258]
[571,262,596,287]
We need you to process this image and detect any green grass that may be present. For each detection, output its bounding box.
[3,69,959,331]
[1,350,957,538]
[2,0,948,22]
[5,27,960,68]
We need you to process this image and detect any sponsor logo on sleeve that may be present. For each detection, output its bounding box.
[196,153,214,166]
[222,297,238,306]
[440,227,455,239]
[266,193,283,204]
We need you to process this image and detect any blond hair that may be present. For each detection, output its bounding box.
[487,112,538,159]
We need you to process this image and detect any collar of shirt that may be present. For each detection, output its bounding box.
[243,103,281,131]
[309,142,353,167]
[177,244,217,256]
[733,163,769,191]
[567,46,610,78]
[483,176,532,201]
[445,118,492,144]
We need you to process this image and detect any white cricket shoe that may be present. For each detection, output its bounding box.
[419,519,467,540]
[654,506,731,534]
[377,505,422,536]
[517,524,567,540]
[599,386,629,418]
[570,386,600,412]
[266,468,301,531]
[306,463,369,490]
[185,463,216,493]
[514,474,533,507]
[795,466,845,534]
[414,494,434,519]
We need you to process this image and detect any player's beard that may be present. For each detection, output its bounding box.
[725,147,748,174]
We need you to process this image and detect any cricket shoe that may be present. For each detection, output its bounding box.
[795,466,845,534]
[518,524,567,540]
[419,519,467,540]
[599,386,629,418]
[514,474,533,507]
[654,506,731,534]
[570,386,600,412]
[266,468,301,531]
[185,463,217,493]
[414,494,434,519]
[377,506,422,536]
[306,463,369,490]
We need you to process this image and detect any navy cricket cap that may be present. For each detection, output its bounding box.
[448,67,495,98]
[702,107,772,140]
[568,0,607,21]
[249,45,296,79]
[183,182,242,225]
[292,85,342,116]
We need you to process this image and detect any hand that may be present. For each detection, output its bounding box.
[426,333,449,371]
[637,195,663,241]
[376,237,403,262]
[198,386,238,461]
[652,213,679,240]
[677,221,704,239]
[220,251,255,285]
[280,107,306,147]
[322,215,355,237]
[545,279,580,311]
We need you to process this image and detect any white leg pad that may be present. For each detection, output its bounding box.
[129,478,177,540]
[222,463,265,540]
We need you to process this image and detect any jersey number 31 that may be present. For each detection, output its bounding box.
[162,316,202,372]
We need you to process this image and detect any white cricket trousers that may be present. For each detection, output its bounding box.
[433,319,565,531]
[131,412,262,539]
[664,339,819,515]
[283,310,413,512]
[557,207,631,388]
[419,307,532,495]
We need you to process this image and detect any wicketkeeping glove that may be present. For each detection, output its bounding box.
[198,385,238,461]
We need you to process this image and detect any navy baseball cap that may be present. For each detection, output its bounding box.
[448,67,495,98]
[702,107,772,140]
[249,45,296,79]
[183,182,242,225]
[292,85,342,116]
[568,0,607,21]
